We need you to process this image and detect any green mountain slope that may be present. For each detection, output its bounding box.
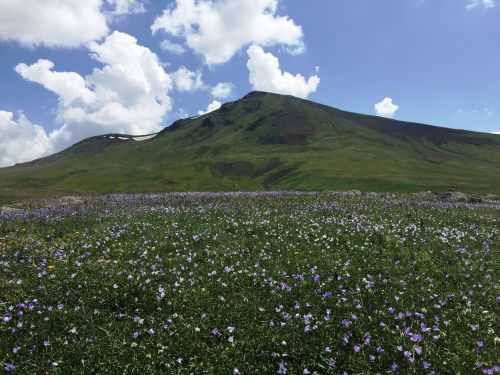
[1,91,500,202]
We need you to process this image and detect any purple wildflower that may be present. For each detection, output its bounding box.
[2,313,12,323]
[211,328,221,337]
[4,362,16,372]
[327,358,336,368]
[404,350,415,363]
[410,333,423,343]
[363,333,371,346]
[53,249,66,260]
[278,361,288,374]
[342,335,350,345]
[421,323,431,333]
[341,319,352,328]
[476,340,485,353]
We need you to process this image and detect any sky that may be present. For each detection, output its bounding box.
[0,0,499,167]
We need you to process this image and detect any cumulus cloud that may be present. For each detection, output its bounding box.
[374,98,399,118]
[14,31,172,159]
[198,100,222,115]
[172,66,205,92]
[16,60,96,107]
[0,0,145,48]
[0,111,53,167]
[211,82,234,99]
[492,131,500,135]
[466,0,496,9]
[152,0,304,65]
[160,39,187,55]
[246,45,320,99]
[0,0,108,47]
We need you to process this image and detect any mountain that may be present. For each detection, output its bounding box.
[1,91,500,203]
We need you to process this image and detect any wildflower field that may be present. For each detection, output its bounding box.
[1,193,498,374]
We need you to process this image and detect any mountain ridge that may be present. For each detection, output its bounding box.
[1,91,499,203]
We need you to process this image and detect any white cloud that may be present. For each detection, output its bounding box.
[173,108,190,120]
[211,82,234,99]
[374,97,399,119]
[198,100,222,115]
[246,45,320,99]
[160,39,187,55]
[492,131,500,135]
[15,31,172,158]
[286,42,306,56]
[466,0,496,9]
[0,111,53,167]
[106,0,146,15]
[152,0,304,65]
[16,60,96,107]
[172,66,205,92]
[0,0,108,47]
[0,0,146,48]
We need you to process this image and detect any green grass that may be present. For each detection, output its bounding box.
[0,194,498,374]
[1,91,500,203]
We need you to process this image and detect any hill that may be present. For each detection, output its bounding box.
[1,91,500,203]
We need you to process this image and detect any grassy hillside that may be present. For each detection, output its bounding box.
[1,91,500,203]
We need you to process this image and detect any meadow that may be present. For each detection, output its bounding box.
[0,193,498,374]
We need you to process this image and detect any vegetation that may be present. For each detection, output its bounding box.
[1,92,500,204]
[1,193,498,374]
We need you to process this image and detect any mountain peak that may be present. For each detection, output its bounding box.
[242,90,272,99]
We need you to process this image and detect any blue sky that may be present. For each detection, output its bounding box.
[0,0,499,166]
